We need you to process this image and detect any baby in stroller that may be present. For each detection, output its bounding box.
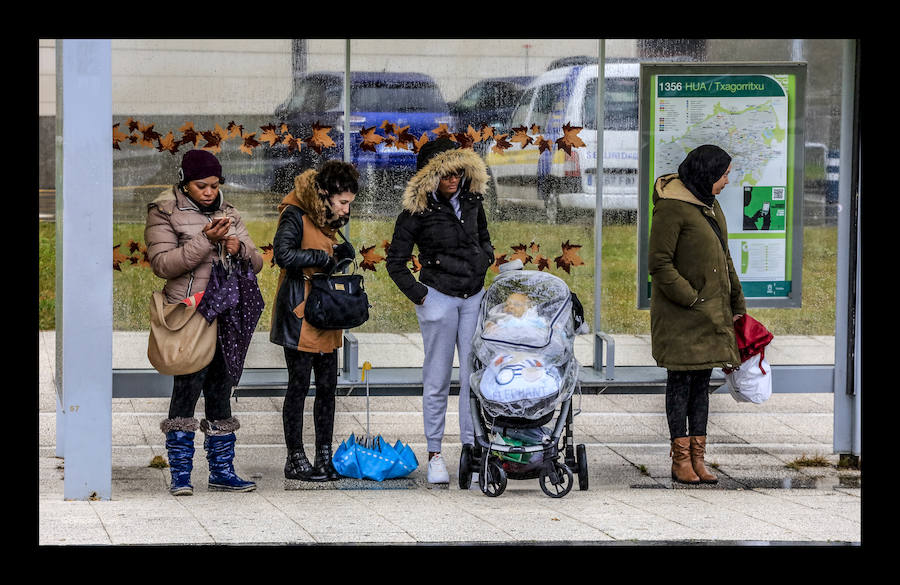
[460,260,589,498]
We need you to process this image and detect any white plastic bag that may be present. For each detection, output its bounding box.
[723,351,773,404]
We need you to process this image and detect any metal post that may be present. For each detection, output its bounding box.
[593,40,607,376]
[56,39,113,500]
[832,39,861,459]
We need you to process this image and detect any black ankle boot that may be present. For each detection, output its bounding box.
[314,444,341,481]
[284,448,328,482]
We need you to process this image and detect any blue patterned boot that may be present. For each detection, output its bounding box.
[161,417,199,496]
[202,417,257,493]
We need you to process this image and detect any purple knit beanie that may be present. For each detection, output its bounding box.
[178,149,224,185]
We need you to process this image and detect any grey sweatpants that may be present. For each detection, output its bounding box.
[414,285,485,453]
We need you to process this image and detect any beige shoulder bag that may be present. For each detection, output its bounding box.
[147,290,217,376]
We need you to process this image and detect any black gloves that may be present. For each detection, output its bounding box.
[333,240,356,262]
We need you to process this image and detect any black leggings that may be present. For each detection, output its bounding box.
[665,369,712,440]
[282,348,338,450]
[168,344,233,422]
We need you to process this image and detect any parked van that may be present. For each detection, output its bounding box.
[484,61,640,220]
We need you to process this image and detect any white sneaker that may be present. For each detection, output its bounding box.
[469,472,480,490]
[427,453,450,484]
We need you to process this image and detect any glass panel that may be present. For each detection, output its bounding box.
[346,39,601,375]
[599,39,844,362]
[37,39,848,371]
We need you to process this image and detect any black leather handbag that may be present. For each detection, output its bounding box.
[304,257,370,330]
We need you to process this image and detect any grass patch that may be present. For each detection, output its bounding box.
[785,453,833,470]
[38,220,838,336]
[148,455,168,469]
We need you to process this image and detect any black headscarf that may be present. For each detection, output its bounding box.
[678,145,732,207]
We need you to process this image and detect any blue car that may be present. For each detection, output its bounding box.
[448,76,533,136]
[266,71,454,211]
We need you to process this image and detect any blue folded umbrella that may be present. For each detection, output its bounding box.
[333,433,418,481]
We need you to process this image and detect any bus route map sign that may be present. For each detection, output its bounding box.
[637,62,807,309]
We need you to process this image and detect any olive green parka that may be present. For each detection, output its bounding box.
[648,173,746,371]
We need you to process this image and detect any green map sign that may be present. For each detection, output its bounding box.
[638,63,806,308]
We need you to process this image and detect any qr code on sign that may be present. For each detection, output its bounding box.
[772,187,785,200]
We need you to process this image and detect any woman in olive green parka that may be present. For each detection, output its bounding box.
[649,145,745,485]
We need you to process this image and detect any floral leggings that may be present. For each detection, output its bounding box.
[282,348,338,450]
[665,369,712,440]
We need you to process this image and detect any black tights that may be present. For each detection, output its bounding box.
[282,348,338,450]
[665,369,712,440]
[168,345,233,421]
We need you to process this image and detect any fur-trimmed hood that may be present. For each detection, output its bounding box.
[278,169,332,230]
[401,147,489,214]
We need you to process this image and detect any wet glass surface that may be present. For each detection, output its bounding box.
[37,39,849,367]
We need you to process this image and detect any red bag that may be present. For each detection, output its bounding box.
[732,314,774,369]
[724,314,774,403]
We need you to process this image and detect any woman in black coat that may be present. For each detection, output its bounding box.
[386,138,494,485]
[269,160,358,482]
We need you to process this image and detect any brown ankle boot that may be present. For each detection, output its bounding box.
[689,435,718,484]
[670,437,700,484]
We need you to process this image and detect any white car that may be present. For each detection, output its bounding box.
[484,61,639,220]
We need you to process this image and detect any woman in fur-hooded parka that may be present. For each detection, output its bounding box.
[385,138,494,483]
[386,142,495,303]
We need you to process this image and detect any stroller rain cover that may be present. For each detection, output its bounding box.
[470,267,580,421]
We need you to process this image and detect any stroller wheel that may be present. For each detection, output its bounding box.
[458,445,473,490]
[576,444,589,491]
[539,462,574,498]
[479,459,507,497]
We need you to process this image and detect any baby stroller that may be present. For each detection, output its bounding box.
[459,260,589,498]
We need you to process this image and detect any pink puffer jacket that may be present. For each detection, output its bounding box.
[144,186,263,304]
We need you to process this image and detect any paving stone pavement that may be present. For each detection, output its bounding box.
[38,331,861,546]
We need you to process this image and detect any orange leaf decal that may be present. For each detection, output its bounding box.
[431,123,452,139]
[556,122,586,155]
[409,255,422,273]
[226,121,244,139]
[380,120,398,135]
[281,133,302,152]
[113,244,130,272]
[200,125,226,153]
[452,130,475,149]
[510,126,533,149]
[554,240,585,274]
[534,255,550,271]
[360,126,384,153]
[412,132,430,153]
[112,123,129,150]
[156,131,180,155]
[535,135,553,154]
[359,245,385,272]
[240,133,260,155]
[138,122,162,148]
[259,124,281,147]
[396,126,417,150]
[179,122,200,147]
[480,125,496,141]
[529,124,542,135]
[491,134,512,154]
[509,243,532,265]
[490,251,509,273]
[305,122,335,154]
[261,243,275,267]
